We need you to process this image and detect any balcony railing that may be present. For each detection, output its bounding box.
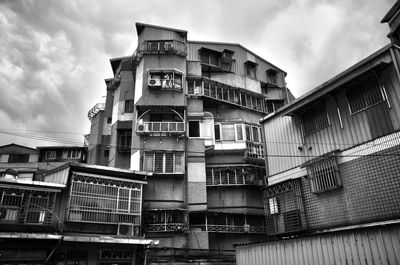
[206,166,265,186]
[246,142,264,159]
[187,78,268,114]
[136,122,185,135]
[143,223,188,232]
[191,224,265,234]
[133,40,187,64]
[87,103,105,121]
[0,188,57,226]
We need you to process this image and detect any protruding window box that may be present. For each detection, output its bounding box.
[206,165,265,186]
[140,152,185,175]
[136,122,185,135]
[148,69,184,92]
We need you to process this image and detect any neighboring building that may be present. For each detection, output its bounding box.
[236,3,400,264]
[0,162,154,264]
[86,23,291,264]
[0,143,39,180]
[37,146,88,163]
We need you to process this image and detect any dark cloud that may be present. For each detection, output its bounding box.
[0,0,395,147]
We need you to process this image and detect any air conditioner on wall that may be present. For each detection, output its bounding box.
[117,223,138,236]
[137,124,145,132]
[148,78,161,87]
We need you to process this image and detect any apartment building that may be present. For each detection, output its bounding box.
[236,3,400,264]
[0,162,153,264]
[86,23,291,264]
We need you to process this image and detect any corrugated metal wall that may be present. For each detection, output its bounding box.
[236,224,400,265]
[263,62,400,176]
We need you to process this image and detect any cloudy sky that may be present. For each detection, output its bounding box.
[0,0,394,148]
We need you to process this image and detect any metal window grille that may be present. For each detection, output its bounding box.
[263,179,306,235]
[206,166,265,186]
[347,78,384,114]
[302,106,330,136]
[66,250,88,265]
[307,158,341,194]
[100,249,132,265]
[67,174,142,224]
[143,210,187,232]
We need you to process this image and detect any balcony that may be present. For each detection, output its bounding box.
[136,122,185,136]
[206,165,265,186]
[148,69,184,92]
[143,209,187,232]
[191,224,265,234]
[187,78,267,114]
[87,103,105,121]
[190,213,266,234]
[0,187,58,227]
[133,40,187,64]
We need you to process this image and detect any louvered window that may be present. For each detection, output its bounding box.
[347,77,384,113]
[307,158,341,193]
[154,153,164,173]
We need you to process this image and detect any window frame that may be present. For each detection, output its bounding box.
[346,77,385,114]
[141,152,184,174]
[45,151,56,160]
[301,105,330,136]
[306,157,342,194]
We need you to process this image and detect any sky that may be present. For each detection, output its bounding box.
[0,0,395,148]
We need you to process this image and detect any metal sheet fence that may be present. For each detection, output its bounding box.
[236,224,400,265]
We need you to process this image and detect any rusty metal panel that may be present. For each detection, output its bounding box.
[236,224,400,265]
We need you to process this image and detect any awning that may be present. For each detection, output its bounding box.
[0,232,61,240]
[63,234,157,245]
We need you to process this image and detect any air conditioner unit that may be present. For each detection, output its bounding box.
[118,223,138,236]
[137,124,145,132]
[148,78,161,87]
[0,208,19,222]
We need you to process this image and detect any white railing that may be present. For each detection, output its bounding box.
[246,142,264,159]
[136,122,185,134]
[191,224,265,233]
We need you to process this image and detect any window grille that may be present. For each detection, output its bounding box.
[302,105,330,136]
[117,130,132,152]
[141,152,184,174]
[124,100,134,113]
[66,250,88,265]
[347,77,384,113]
[206,166,265,186]
[263,179,305,234]
[67,174,142,224]
[307,158,341,193]
[100,249,132,265]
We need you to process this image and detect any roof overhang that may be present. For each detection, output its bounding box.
[135,22,187,39]
[261,44,393,121]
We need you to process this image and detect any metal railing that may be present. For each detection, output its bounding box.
[136,122,185,134]
[133,40,187,64]
[246,142,264,159]
[191,224,266,233]
[143,223,187,232]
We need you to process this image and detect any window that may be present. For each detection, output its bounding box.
[267,69,279,84]
[117,130,132,152]
[269,197,279,214]
[302,106,330,136]
[206,166,265,186]
[214,123,244,141]
[347,77,384,114]
[148,70,183,91]
[107,117,112,124]
[67,174,142,224]
[8,154,29,163]
[245,61,257,79]
[66,250,88,265]
[245,125,262,143]
[45,151,56,160]
[188,121,200,137]
[63,150,81,159]
[264,179,305,234]
[306,157,341,193]
[200,48,220,66]
[141,152,184,174]
[124,100,134,113]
